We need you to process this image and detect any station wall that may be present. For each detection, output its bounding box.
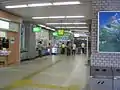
[91,0,120,67]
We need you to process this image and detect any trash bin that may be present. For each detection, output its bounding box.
[89,66,113,90]
[113,67,120,90]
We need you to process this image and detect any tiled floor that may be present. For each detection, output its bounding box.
[0,55,88,90]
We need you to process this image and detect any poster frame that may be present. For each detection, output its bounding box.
[98,11,120,53]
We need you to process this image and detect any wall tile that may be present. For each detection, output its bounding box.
[91,0,120,67]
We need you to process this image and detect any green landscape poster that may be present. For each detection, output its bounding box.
[98,11,120,52]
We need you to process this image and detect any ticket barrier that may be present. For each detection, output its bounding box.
[89,66,113,90]
[113,67,120,90]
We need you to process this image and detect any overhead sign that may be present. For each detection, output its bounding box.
[53,32,58,36]
[74,33,80,37]
[33,26,41,32]
[9,22,19,32]
[0,20,9,29]
[58,29,64,36]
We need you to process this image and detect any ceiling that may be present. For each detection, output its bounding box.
[0,0,92,31]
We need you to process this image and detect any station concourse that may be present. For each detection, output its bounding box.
[0,0,120,90]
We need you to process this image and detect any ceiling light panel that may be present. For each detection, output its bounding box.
[39,24,46,28]
[5,1,81,9]
[51,28,55,31]
[32,16,65,19]
[28,3,52,7]
[46,27,51,29]
[32,17,48,19]
[48,16,65,19]
[5,5,27,8]
[56,27,88,28]
[39,24,55,31]
[66,16,85,18]
[53,1,80,6]
[71,30,88,32]
[32,16,85,19]
[46,23,86,25]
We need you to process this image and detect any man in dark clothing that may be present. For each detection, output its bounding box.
[61,43,65,54]
[66,42,71,56]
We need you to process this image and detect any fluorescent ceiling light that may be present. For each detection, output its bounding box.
[46,27,55,31]
[71,30,88,32]
[5,1,81,9]
[66,16,85,18]
[5,5,27,8]
[32,17,48,19]
[48,16,65,18]
[56,27,88,28]
[51,28,55,31]
[32,16,85,19]
[53,1,80,6]
[39,24,46,28]
[50,28,55,31]
[28,3,52,7]
[46,27,51,30]
[32,16,65,19]
[39,24,55,31]
[46,22,86,25]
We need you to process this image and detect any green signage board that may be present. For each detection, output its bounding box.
[53,32,58,36]
[33,26,41,32]
[58,30,64,36]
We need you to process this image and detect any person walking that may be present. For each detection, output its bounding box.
[37,41,43,57]
[81,42,85,54]
[47,43,51,55]
[66,42,71,56]
[61,43,65,54]
[72,43,76,55]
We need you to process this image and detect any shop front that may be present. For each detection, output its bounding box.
[52,30,73,54]
[0,11,21,67]
[20,23,52,61]
[35,27,50,56]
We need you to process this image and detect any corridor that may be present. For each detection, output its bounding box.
[0,55,88,90]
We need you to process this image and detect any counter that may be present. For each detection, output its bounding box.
[0,50,10,66]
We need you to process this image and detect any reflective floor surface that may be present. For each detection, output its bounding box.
[0,55,89,90]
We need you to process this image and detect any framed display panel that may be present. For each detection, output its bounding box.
[98,11,120,53]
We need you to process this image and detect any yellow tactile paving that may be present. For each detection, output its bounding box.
[4,80,80,90]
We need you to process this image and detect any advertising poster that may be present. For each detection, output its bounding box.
[98,11,120,52]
